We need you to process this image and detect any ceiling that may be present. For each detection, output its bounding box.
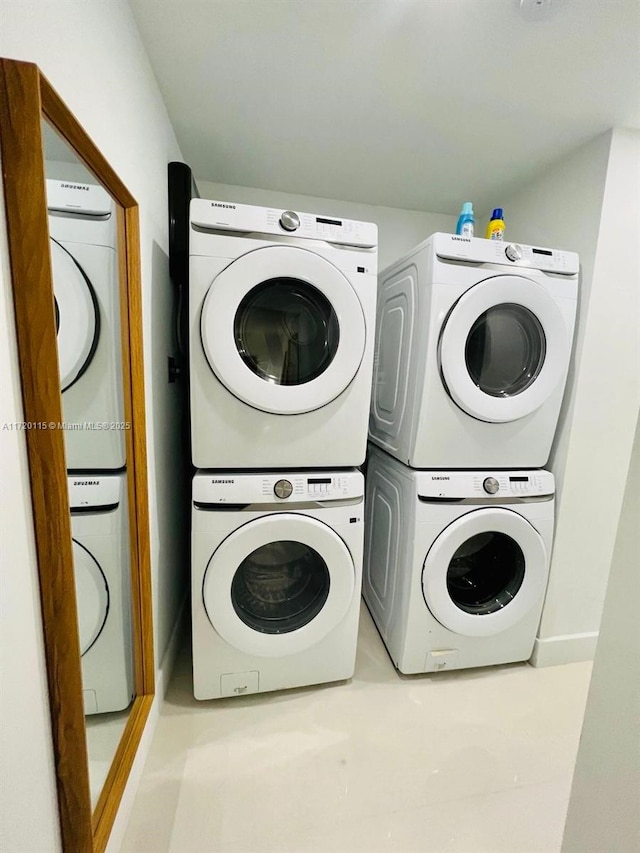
[129,0,640,214]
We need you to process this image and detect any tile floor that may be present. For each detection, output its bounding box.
[121,603,592,853]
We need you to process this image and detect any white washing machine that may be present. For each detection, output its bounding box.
[369,233,579,468]
[48,179,125,471]
[363,446,554,673]
[192,469,364,699]
[69,473,134,714]
[189,199,377,469]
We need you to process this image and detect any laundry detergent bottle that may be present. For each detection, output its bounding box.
[486,208,505,240]
[456,202,474,238]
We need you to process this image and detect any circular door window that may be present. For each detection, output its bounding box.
[201,245,366,414]
[50,239,100,391]
[231,540,330,633]
[72,539,109,656]
[465,304,546,397]
[447,532,525,614]
[234,278,339,386]
[203,514,355,657]
[422,508,547,637]
[439,275,569,423]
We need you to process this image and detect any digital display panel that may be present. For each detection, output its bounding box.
[316,217,342,226]
[308,477,331,484]
[532,248,553,256]
[509,476,529,482]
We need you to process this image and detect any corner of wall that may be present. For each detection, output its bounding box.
[502,129,639,662]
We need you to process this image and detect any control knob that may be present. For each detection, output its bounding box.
[274,479,293,499]
[279,210,300,232]
[483,477,500,495]
[505,243,523,262]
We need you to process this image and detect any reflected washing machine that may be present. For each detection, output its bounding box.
[363,446,554,673]
[69,473,134,714]
[369,233,579,468]
[48,179,125,471]
[191,469,364,699]
[189,199,377,468]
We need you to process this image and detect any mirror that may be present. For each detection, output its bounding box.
[42,121,135,807]
[0,59,154,852]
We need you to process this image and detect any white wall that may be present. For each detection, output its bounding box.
[502,129,640,665]
[0,169,62,853]
[561,416,640,852]
[0,0,187,848]
[198,180,456,272]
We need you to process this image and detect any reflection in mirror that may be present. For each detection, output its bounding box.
[42,121,134,807]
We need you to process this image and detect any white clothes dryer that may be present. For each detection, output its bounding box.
[363,445,554,674]
[69,473,134,714]
[48,179,125,471]
[369,233,579,468]
[192,469,364,699]
[189,199,377,469]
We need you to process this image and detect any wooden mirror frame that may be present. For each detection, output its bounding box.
[0,59,154,852]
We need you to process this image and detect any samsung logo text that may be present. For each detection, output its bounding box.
[61,183,90,191]
[74,480,100,486]
[431,476,450,481]
[211,203,236,209]
[211,479,234,484]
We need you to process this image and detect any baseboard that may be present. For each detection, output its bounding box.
[104,597,188,853]
[530,631,599,667]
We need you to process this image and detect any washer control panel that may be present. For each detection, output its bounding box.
[193,470,364,504]
[68,474,123,510]
[190,198,378,249]
[432,232,578,275]
[417,470,554,500]
[46,178,113,217]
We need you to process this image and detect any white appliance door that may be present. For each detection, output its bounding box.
[422,508,547,637]
[72,539,109,655]
[203,513,355,657]
[50,239,100,392]
[439,275,569,423]
[200,246,366,414]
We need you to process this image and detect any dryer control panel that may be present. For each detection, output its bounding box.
[416,469,555,500]
[432,232,579,275]
[190,198,378,249]
[193,470,364,504]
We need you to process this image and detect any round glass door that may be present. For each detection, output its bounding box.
[72,539,109,655]
[203,513,355,657]
[439,275,569,423]
[201,245,366,414]
[50,238,100,391]
[465,304,546,398]
[422,508,547,637]
[234,278,339,387]
[446,531,526,615]
[231,540,331,634]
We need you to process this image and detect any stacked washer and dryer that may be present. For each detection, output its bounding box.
[364,233,579,674]
[47,179,134,714]
[187,197,378,699]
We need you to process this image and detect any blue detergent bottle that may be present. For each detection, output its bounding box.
[456,202,475,237]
